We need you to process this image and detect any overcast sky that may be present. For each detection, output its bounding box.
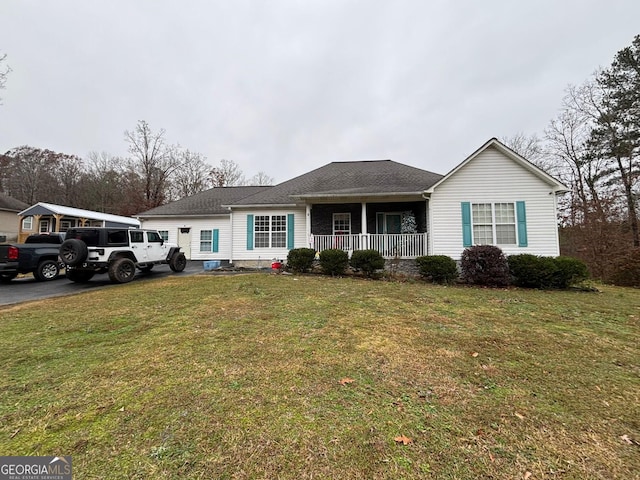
[1,1,638,183]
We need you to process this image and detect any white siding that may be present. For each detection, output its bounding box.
[430,146,561,259]
[231,207,308,263]
[140,216,232,260]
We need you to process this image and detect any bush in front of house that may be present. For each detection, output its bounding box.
[286,248,316,273]
[508,254,557,288]
[551,256,589,288]
[508,254,589,289]
[416,255,458,284]
[460,245,510,286]
[350,249,385,277]
[319,249,349,276]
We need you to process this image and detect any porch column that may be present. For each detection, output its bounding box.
[53,214,63,232]
[306,204,312,248]
[361,202,368,249]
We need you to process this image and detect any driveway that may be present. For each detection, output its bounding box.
[0,261,205,307]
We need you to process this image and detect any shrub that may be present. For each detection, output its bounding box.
[416,255,458,284]
[508,254,557,288]
[350,249,385,277]
[319,249,349,276]
[551,256,589,288]
[608,248,640,287]
[508,254,589,289]
[460,245,510,286]
[286,248,316,273]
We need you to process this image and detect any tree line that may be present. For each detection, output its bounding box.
[0,120,274,216]
[502,34,639,281]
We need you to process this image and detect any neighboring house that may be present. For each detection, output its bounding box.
[137,138,567,265]
[17,202,140,242]
[0,193,29,243]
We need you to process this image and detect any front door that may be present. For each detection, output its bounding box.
[178,227,191,259]
[385,214,402,234]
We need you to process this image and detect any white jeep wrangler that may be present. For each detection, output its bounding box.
[60,227,186,283]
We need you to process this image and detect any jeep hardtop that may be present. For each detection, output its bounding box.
[60,227,186,283]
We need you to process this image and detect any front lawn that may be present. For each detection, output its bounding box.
[0,274,638,479]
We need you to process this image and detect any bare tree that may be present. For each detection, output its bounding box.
[169,149,212,199]
[545,82,610,224]
[209,159,246,187]
[0,53,10,104]
[248,171,275,186]
[3,146,65,204]
[81,152,127,213]
[125,120,180,210]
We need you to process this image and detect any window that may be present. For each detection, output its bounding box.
[158,230,169,242]
[471,203,516,245]
[60,220,74,232]
[129,231,144,243]
[147,231,163,243]
[333,213,351,235]
[39,219,49,233]
[22,216,33,230]
[200,230,213,252]
[255,215,286,248]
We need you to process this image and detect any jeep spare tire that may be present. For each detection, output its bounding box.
[60,239,88,266]
[169,252,187,272]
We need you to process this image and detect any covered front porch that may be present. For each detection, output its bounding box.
[305,200,430,259]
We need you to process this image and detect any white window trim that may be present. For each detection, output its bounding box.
[333,213,351,235]
[471,202,517,246]
[254,215,287,248]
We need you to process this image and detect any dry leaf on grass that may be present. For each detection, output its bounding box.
[620,434,636,445]
[471,352,479,357]
[339,377,354,385]
[394,435,413,445]
[524,472,532,479]
[514,412,525,420]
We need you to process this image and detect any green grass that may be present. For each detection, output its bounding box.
[0,274,638,479]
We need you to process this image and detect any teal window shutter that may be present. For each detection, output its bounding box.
[212,229,219,253]
[287,214,295,250]
[516,201,528,247]
[246,214,254,250]
[461,202,472,247]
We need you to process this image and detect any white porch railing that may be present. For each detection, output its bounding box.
[311,233,428,259]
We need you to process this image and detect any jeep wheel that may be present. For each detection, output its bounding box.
[0,272,18,283]
[66,269,95,283]
[169,252,187,272]
[34,259,60,281]
[108,257,136,283]
[60,239,88,266]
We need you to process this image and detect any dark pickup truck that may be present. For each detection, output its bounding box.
[0,233,66,282]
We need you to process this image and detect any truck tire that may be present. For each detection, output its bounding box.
[108,257,136,283]
[60,239,88,266]
[169,252,187,272]
[0,272,18,283]
[66,269,95,283]
[34,259,60,281]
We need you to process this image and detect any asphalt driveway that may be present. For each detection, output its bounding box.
[0,261,205,307]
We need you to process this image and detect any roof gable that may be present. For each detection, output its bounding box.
[425,138,568,194]
[0,193,29,212]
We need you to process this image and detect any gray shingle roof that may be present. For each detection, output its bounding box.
[0,193,29,212]
[136,186,271,216]
[230,160,444,206]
